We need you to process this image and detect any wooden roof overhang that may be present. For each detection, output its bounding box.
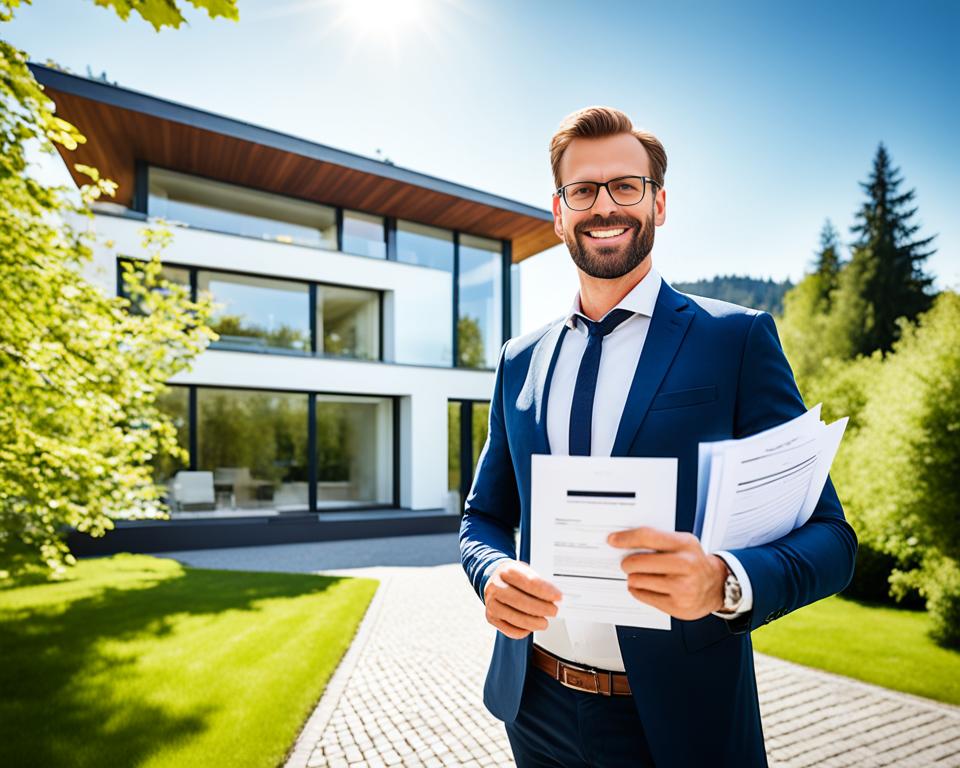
[28,63,559,263]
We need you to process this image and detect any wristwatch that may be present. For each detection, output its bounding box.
[721,569,743,613]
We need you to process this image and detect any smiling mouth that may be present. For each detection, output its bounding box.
[583,226,635,241]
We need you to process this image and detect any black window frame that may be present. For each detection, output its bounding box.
[117,256,385,363]
[158,382,400,515]
[134,163,513,370]
[448,398,491,515]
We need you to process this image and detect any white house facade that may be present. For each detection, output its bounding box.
[30,63,558,553]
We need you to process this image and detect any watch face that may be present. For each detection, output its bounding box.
[724,574,742,610]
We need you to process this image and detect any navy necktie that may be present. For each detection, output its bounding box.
[568,308,635,456]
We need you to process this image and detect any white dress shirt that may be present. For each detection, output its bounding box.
[532,263,754,671]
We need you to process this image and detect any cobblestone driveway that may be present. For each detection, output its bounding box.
[154,534,960,768]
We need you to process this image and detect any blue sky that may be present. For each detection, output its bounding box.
[8,0,958,333]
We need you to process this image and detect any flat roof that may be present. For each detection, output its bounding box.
[29,63,559,262]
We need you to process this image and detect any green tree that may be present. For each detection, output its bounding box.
[778,221,850,390]
[812,218,842,305]
[841,292,960,646]
[0,0,237,579]
[837,143,937,356]
[457,315,486,368]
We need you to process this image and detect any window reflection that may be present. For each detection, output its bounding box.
[471,402,490,467]
[393,265,454,366]
[198,271,311,354]
[397,220,454,271]
[118,261,191,316]
[446,399,491,515]
[151,387,395,516]
[447,401,461,515]
[152,385,190,490]
[458,234,503,369]
[316,395,393,507]
[342,210,386,259]
[318,285,380,360]
[148,167,337,249]
[194,388,310,515]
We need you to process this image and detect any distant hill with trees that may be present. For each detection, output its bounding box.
[672,275,794,315]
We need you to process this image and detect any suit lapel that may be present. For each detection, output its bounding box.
[611,281,694,456]
[518,320,569,458]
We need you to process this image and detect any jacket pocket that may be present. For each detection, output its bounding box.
[649,385,717,411]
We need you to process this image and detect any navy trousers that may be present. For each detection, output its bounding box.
[504,663,656,767]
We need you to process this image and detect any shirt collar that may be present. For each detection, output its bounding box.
[564,265,662,332]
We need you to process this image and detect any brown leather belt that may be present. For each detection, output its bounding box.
[531,643,632,696]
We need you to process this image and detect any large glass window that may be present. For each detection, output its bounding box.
[316,395,393,508]
[447,399,491,515]
[118,261,191,316]
[458,234,503,369]
[392,223,454,366]
[447,401,461,515]
[148,167,337,249]
[342,210,386,259]
[198,271,311,354]
[149,386,395,516]
[396,220,454,271]
[195,388,310,514]
[152,385,190,490]
[472,402,490,465]
[317,285,379,360]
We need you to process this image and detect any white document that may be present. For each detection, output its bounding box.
[529,454,678,630]
[695,404,848,552]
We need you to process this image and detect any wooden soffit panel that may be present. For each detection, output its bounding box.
[33,65,559,263]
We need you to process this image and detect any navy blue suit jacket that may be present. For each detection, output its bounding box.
[459,278,858,767]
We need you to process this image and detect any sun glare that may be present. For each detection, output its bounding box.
[331,0,428,44]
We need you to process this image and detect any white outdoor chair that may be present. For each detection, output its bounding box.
[170,471,216,512]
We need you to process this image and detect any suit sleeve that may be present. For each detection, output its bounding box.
[723,311,858,634]
[459,341,521,605]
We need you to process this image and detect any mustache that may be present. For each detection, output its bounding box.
[574,217,640,234]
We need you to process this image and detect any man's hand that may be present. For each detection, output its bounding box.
[607,527,728,620]
[483,560,563,640]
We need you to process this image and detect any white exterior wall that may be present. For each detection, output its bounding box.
[81,212,499,513]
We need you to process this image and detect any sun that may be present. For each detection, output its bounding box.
[330,0,429,44]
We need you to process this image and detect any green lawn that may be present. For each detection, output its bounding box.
[0,553,378,768]
[752,593,960,705]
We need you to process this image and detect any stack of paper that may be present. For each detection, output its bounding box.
[694,404,848,552]
[530,454,678,628]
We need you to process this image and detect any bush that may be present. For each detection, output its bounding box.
[842,542,924,609]
[842,292,960,647]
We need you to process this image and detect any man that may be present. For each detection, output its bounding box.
[459,106,858,767]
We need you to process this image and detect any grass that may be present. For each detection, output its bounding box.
[752,593,960,706]
[0,553,379,768]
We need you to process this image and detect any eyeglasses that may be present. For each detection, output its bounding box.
[556,175,661,211]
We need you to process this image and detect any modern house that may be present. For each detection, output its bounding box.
[29,63,558,554]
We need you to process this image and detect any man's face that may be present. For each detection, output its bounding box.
[552,133,666,280]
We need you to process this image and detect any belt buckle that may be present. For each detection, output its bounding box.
[557,659,610,696]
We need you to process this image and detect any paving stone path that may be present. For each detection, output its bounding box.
[154,535,960,768]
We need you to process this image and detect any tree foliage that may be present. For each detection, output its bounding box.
[457,316,486,368]
[839,293,960,646]
[0,0,237,578]
[777,142,958,645]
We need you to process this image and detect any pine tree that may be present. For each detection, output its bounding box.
[811,219,842,306]
[845,142,937,355]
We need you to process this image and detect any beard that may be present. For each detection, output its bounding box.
[564,207,655,279]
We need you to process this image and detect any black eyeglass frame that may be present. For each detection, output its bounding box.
[556,175,662,211]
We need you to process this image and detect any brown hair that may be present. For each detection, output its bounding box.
[549,106,667,191]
